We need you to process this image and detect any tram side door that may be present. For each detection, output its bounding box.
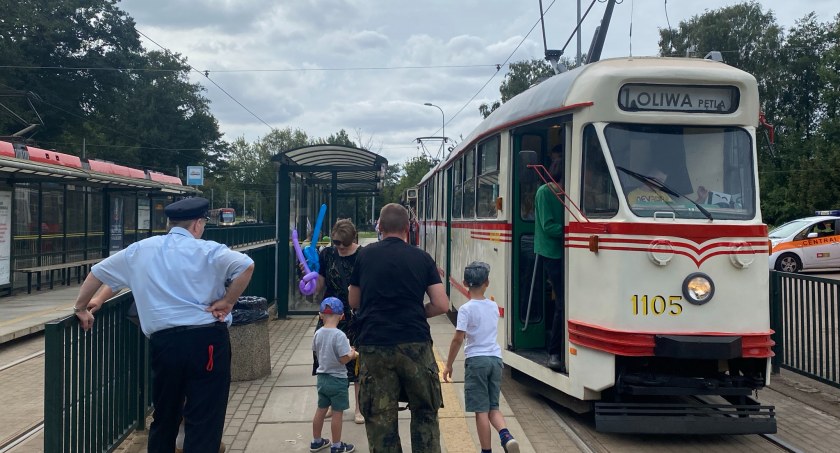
[510,133,546,349]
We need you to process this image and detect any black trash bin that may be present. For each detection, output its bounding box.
[231,296,269,326]
[229,296,271,381]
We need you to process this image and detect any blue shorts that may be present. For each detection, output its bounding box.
[316,374,350,411]
[463,356,503,413]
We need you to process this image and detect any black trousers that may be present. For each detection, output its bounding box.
[543,257,565,357]
[147,323,231,453]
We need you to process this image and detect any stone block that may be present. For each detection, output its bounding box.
[230,318,271,381]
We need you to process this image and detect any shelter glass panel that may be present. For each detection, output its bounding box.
[151,198,168,233]
[123,195,138,246]
[13,184,38,268]
[41,184,64,263]
[65,186,86,262]
[87,190,104,258]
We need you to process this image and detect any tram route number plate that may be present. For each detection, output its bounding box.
[631,295,683,316]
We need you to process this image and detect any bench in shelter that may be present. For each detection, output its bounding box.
[16,258,104,294]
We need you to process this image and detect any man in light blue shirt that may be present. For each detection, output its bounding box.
[72,197,254,453]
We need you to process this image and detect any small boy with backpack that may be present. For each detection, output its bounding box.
[310,297,356,453]
[443,261,519,453]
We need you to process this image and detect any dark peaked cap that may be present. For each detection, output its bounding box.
[165,197,210,220]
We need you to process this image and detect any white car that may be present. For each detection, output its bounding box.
[768,213,840,272]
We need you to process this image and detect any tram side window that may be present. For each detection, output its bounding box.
[425,180,435,219]
[463,148,476,218]
[519,135,543,221]
[418,187,424,221]
[477,137,500,218]
[452,159,463,219]
[582,125,619,218]
[438,172,445,219]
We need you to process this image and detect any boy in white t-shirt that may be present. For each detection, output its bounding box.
[443,262,519,453]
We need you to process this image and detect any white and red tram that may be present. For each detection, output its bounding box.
[417,57,775,434]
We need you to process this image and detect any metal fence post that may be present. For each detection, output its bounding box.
[769,270,784,374]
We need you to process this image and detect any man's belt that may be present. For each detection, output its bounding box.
[150,321,226,340]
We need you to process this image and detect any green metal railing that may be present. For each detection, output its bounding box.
[770,271,840,388]
[204,224,275,246]
[44,292,149,452]
[43,225,277,452]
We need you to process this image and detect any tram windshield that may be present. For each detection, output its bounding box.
[604,124,755,220]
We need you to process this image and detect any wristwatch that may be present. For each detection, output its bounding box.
[73,306,86,313]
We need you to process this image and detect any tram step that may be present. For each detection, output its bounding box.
[594,400,776,435]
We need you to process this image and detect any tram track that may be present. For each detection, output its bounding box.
[0,336,47,452]
[0,349,44,373]
[0,421,43,453]
[547,398,807,453]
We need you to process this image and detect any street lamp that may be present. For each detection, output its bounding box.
[424,103,446,152]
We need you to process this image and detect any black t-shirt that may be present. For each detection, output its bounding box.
[315,246,360,341]
[349,237,442,345]
[318,245,359,305]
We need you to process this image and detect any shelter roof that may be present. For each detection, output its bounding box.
[272,144,388,193]
[0,155,198,195]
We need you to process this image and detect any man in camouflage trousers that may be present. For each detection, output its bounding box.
[349,203,450,452]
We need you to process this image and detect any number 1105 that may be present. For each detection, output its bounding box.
[631,295,683,316]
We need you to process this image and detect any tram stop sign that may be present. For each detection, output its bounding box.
[186,166,204,186]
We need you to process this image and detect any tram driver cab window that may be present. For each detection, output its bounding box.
[581,125,618,217]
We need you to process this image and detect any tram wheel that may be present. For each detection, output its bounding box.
[775,253,801,273]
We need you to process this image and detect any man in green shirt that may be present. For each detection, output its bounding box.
[534,146,566,372]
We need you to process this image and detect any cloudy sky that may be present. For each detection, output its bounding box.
[120,0,838,166]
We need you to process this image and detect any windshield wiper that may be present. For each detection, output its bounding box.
[616,166,713,221]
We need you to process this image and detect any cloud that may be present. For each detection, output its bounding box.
[122,0,279,33]
[119,0,840,167]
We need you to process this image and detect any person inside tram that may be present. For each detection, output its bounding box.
[626,167,673,206]
[547,145,563,183]
[534,145,566,372]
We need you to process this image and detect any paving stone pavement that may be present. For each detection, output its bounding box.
[114,316,311,453]
[113,315,563,452]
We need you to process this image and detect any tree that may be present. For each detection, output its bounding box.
[659,3,840,225]
[0,0,226,179]
[479,58,573,118]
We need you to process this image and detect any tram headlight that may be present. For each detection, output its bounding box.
[682,273,715,305]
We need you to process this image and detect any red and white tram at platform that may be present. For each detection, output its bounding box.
[417,57,775,434]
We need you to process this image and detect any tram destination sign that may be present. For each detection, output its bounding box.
[618,84,739,114]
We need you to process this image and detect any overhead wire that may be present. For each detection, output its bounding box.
[0,80,198,159]
[135,29,277,133]
[429,0,559,140]
[0,63,501,73]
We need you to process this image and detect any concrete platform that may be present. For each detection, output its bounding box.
[6,281,840,452]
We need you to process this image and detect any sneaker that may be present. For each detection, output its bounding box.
[310,438,331,452]
[331,442,355,453]
[501,433,520,453]
[354,411,365,424]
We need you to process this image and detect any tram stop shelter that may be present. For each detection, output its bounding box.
[0,153,198,296]
[271,144,387,317]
